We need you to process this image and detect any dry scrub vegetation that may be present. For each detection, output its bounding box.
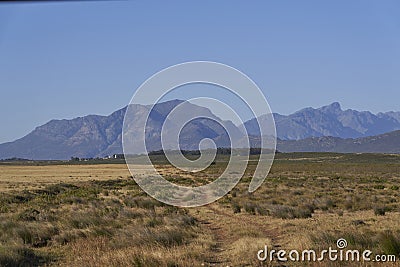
[0,153,400,266]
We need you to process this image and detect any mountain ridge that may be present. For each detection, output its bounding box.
[277,130,400,154]
[1,100,400,159]
[244,102,400,140]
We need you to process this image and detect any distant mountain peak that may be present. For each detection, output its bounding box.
[144,99,184,107]
[319,102,342,113]
[329,101,341,109]
[244,101,400,141]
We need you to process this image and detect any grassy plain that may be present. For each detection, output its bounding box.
[0,153,400,266]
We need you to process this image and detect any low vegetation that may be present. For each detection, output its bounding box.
[0,152,399,266]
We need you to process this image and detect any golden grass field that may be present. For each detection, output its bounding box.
[0,153,400,266]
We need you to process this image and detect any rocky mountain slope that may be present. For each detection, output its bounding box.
[0,100,242,160]
[277,130,400,153]
[1,101,400,159]
[244,102,400,140]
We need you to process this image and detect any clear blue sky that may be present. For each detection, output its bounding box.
[0,1,399,143]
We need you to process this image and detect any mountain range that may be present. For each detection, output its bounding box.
[244,102,400,140]
[1,100,400,160]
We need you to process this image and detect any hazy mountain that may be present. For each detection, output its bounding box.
[378,111,400,124]
[277,130,400,154]
[243,102,400,140]
[1,100,400,160]
[0,107,126,160]
[0,100,244,160]
[122,100,246,155]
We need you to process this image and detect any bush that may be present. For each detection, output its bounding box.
[123,196,162,210]
[374,185,385,190]
[351,220,366,226]
[271,205,313,219]
[180,215,197,226]
[344,200,353,211]
[314,198,335,211]
[231,203,241,214]
[137,228,188,247]
[17,208,40,222]
[295,206,313,219]
[378,231,400,255]
[374,206,386,216]
[145,217,163,228]
[119,208,142,219]
[52,230,86,245]
[15,224,58,247]
[244,203,256,215]
[69,212,104,229]
[255,205,269,216]
[0,246,54,267]
[154,229,186,247]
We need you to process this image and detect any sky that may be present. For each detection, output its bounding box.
[0,1,400,143]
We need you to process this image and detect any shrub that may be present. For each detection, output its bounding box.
[231,203,241,214]
[154,229,186,247]
[69,212,104,229]
[8,191,35,204]
[351,220,366,226]
[378,231,400,255]
[123,196,162,210]
[52,230,86,245]
[303,203,316,213]
[231,190,237,197]
[314,198,335,211]
[180,214,197,226]
[15,224,58,247]
[145,217,163,228]
[244,203,256,215]
[271,205,313,219]
[292,190,303,196]
[42,183,78,196]
[119,208,142,219]
[374,185,385,190]
[0,246,54,267]
[374,206,386,216]
[91,226,113,237]
[390,185,399,190]
[344,200,353,211]
[136,228,188,247]
[17,208,40,222]
[255,205,269,216]
[294,206,313,219]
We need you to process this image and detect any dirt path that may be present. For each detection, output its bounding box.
[191,203,282,266]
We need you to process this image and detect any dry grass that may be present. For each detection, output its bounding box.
[0,164,130,192]
[0,153,400,266]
